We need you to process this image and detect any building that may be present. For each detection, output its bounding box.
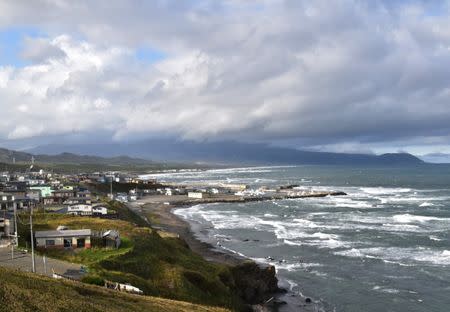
[63,197,91,205]
[30,186,53,198]
[92,204,108,216]
[14,196,38,210]
[35,228,92,249]
[52,189,76,204]
[67,204,93,216]
[0,217,11,239]
[187,192,204,199]
[0,192,15,211]
[76,190,91,198]
[102,230,121,248]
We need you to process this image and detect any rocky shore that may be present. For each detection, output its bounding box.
[129,192,345,310]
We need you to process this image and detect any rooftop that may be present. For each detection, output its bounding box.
[34,229,91,238]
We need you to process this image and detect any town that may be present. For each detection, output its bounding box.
[0,165,345,311]
[1,167,346,247]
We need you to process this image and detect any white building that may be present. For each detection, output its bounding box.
[188,192,204,199]
[67,204,93,216]
[92,205,108,215]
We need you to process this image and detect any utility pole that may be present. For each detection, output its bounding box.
[110,178,113,199]
[43,255,47,275]
[13,205,18,247]
[30,206,36,273]
[11,204,18,260]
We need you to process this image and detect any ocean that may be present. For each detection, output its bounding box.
[149,165,450,312]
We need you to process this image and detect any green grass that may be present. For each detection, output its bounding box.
[0,266,230,312]
[16,205,247,311]
[97,231,241,308]
[105,200,149,227]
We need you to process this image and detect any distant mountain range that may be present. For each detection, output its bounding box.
[24,139,425,166]
[0,147,153,166]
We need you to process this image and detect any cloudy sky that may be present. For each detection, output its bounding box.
[1,0,450,160]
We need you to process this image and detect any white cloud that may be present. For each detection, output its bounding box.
[0,0,450,153]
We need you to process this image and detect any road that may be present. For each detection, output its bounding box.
[0,245,84,279]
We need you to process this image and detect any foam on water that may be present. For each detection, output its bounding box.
[167,166,450,311]
[392,214,448,223]
[372,286,401,294]
[253,257,323,272]
[359,187,413,195]
[335,247,450,266]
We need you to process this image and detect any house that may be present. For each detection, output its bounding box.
[67,204,93,216]
[30,186,53,198]
[0,192,15,211]
[63,197,91,205]
[102,230,121,248]
[14,196,38,210]
[26,189,41,201]
[76,190,91,198]
[51,189,76,204]
[92,204,108,216]
[35,228,92,249]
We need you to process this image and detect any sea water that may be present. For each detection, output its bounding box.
[148,165,450,312]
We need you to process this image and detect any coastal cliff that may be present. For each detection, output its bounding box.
[137,200,284,310]
[230,261,280,305]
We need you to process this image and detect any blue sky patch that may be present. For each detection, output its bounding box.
[135,46,166,64]
[0,27,44,67]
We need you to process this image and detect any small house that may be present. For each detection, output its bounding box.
[92,204,108,216]
[35,228,92,249]
[102,230,121,248]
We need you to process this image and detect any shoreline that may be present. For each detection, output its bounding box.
[130,194,335,311]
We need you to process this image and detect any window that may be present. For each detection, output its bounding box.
[63,239,72,248]
[45,240,55,246]
[77,238,85,248]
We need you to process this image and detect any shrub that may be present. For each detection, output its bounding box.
[81,275,105,286]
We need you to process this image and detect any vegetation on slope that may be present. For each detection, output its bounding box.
[16,206,245,310]
[0,267,230,312]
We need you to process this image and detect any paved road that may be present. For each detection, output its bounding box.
[0,245,84,279]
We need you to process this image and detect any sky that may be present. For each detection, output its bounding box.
[1,0,450,161]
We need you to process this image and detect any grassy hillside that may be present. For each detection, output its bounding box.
[16,207,245,310]
[0,267,230,312]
